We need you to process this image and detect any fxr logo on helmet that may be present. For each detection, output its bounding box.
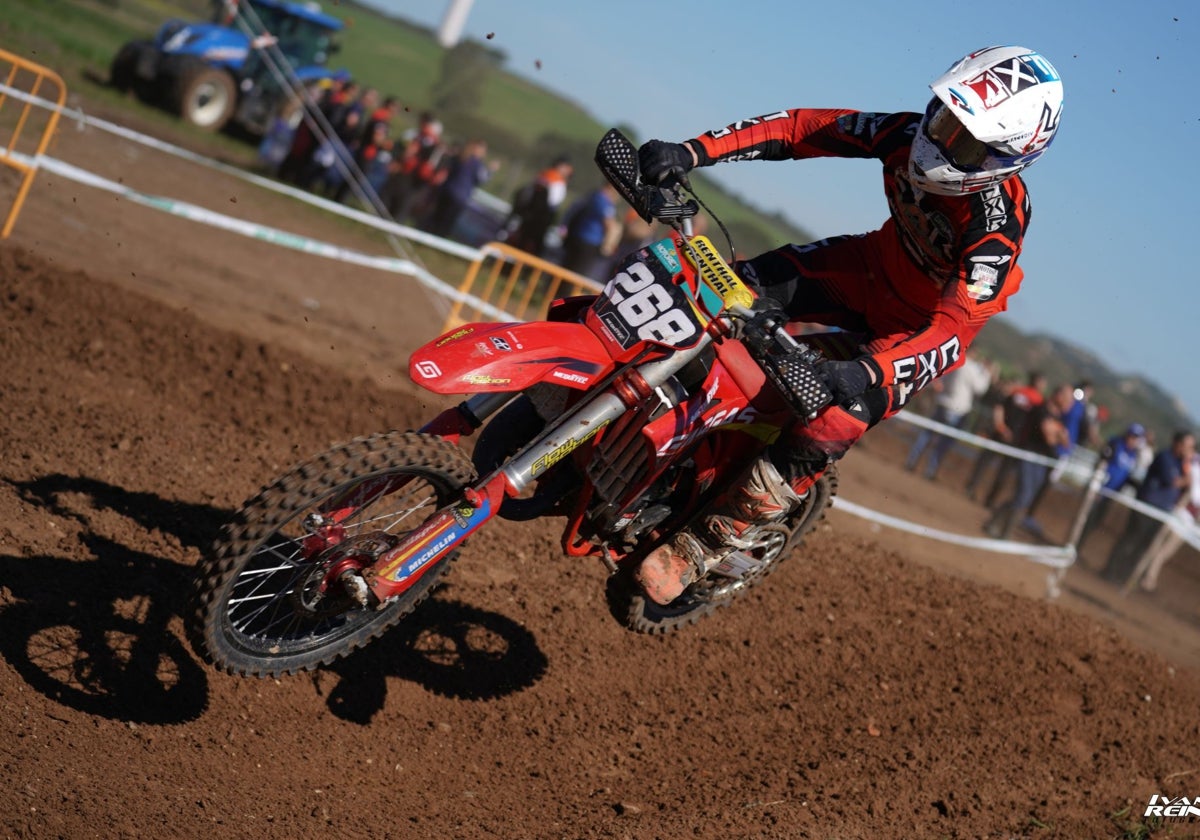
[961,53,1061,111]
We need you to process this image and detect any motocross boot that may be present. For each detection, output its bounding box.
[702,455,818,547]
[635,456,819,605]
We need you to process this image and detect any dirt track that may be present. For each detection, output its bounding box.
[3,105,1200,839]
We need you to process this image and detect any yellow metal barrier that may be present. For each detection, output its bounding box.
[0,48,66,238]
[442,241,605,333]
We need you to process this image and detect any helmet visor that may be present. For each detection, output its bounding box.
[924,99,989,170]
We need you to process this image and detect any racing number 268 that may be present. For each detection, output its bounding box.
[605,262,697,345]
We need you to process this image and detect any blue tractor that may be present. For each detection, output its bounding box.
[110,0,344,135]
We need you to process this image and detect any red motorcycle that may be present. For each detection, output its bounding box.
[189,130,839,677]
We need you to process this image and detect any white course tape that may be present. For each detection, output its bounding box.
[25,152,519,322]
[0,81,485,263]
[832,497,1077,568]
[890,410,1200,551]
[893,409,1080,473]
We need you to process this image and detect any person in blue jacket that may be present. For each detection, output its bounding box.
[1076,423,1146,551]
[1102,430,1195,582]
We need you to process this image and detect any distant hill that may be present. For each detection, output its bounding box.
[971,315,1194,442]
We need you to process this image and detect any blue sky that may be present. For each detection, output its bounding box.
[359,0,1197,420]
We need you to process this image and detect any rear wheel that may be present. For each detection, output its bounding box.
[608,466,839,634]
[173,61,237,130]
[187,432,476,677]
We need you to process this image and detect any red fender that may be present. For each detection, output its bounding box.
[409,321,613,395]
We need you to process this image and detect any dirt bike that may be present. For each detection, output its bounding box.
[188,129,840,678]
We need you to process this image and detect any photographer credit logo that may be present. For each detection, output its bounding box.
[1144,794,1200,818]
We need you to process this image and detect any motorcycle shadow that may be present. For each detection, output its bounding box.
[322,592,550,724]
[0,474,224,724]
[0,475,547,725]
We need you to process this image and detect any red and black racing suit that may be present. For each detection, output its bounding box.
[685,108,1031,469]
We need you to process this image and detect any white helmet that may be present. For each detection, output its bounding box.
[909,46,1064,196]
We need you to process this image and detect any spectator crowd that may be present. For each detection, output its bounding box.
[258,76,644,282]
[898,356,1197,596]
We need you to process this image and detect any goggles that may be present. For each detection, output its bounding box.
[924,99,990,170]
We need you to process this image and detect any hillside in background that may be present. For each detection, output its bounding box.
[0,0,1190,441]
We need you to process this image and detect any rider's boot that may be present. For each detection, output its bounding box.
[635,456,821,605]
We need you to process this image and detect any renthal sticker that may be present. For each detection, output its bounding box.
[461,374,511,386]
[490,336,512,352]
[686,236,755,309]
[706,110,789,139]
[530,421,610,477]
[967,263,1000,300]
[504,331,525,350]
[435,327,474,347]
[551,370,589,385]
[415,360,442,379]
[891,336,962,385]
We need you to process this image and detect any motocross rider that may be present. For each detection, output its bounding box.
[636,46,1065,604]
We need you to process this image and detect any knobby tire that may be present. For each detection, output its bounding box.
[187,431,476,678]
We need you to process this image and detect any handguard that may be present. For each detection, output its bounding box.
[739,309,833,421]
[595,129,699,225]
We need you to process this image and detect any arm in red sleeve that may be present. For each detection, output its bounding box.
[869,256,1024,417]
[687,109,914,167]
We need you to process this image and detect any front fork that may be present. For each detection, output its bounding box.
[356,331,721,605]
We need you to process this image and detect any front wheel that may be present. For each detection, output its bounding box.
[187,432,477,677]
[608,466,839,634]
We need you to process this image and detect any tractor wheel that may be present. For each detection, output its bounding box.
[173,61,237,131]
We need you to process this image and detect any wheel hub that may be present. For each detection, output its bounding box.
[290,533,398,619]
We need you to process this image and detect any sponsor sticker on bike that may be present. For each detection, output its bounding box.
[650,239,682,275]
[684,235,756,314]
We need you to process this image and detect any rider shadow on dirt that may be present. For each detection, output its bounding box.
[1,475,548,725]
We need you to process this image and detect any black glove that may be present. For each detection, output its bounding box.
[816,359,873,404]
[638,140,694,185]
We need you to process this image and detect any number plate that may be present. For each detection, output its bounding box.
[592,253,705,350]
